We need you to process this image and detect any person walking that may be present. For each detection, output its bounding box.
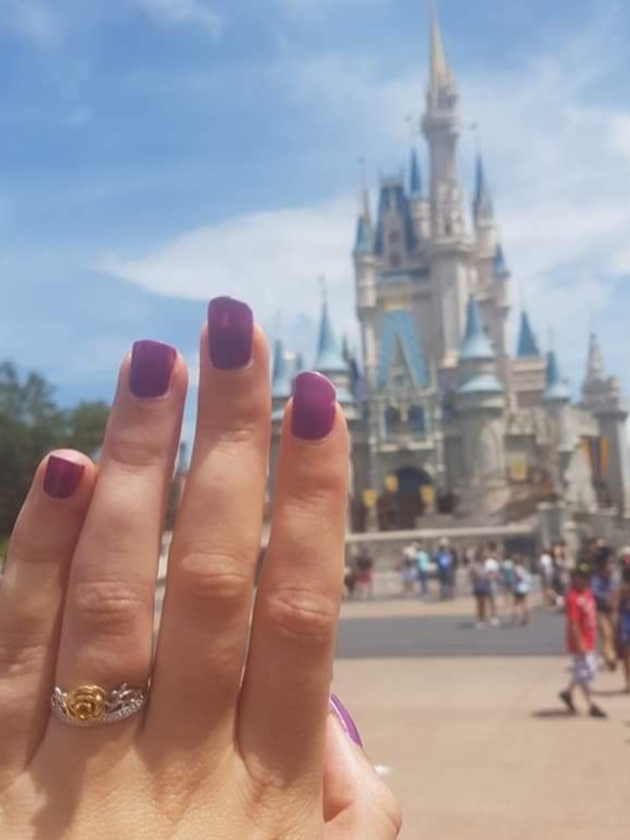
[400,544,417,597]
[559,565,607,718]
[614,566,630,694]
[591,553,618,671]
[538,546,554,607]
[435,539,454,601]
[511,555,531,626]
[415,541,431,598]
[470,549,490,627]
[484,542,501,627]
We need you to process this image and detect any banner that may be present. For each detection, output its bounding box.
[507,454,528,483]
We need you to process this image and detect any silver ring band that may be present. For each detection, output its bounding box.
[51,683,148,727]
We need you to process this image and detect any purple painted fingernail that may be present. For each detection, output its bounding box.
[129,340,176,399]
[330,694,363,747]
[43,456,85,499]
[208,297,254,370]
[291,372,336,440]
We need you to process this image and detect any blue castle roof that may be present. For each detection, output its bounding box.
[543,350,570,402]
[516,311,541,358]
[473,154,493,218]
[458,374,504,395]
[377,308,428,389]
[459,295,495,361]
[354,214,373,255]
[315,294,348,373]
[374,180,416,255]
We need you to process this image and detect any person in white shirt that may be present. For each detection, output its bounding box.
[483,542,501,626]
[539,547,554,607]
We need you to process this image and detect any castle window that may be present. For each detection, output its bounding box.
[409,405,426,436]
[388,230,401,246]
[389,252,402,268]
[384,405,401,437]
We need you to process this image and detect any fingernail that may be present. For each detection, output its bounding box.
[43,456,85,499]
[208,297,254,370]
[129,340,177,399]
[291,372,336,440]
[330,694,363,747]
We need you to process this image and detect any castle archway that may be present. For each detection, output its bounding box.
[378,466,433,530]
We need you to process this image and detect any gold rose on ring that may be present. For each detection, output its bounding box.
[64,686,106,722]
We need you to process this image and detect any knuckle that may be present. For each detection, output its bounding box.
[70,579,150,637]
[262,588,339,643]
[172,550,252,614]
[0,633,44,679]
[105,430,166,471]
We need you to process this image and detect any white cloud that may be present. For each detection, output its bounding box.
[102,8,630,387]
[129,0,223,36]
[0,0,62,46]
[100,195,358,344]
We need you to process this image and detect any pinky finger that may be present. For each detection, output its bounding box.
[324,709,402,840]
[0,450,95,785]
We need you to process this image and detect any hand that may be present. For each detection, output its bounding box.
[0,297,401,839]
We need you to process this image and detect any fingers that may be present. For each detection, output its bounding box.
[238,372,349,788]
[146,299,270,753]
[0,451,95,782]
[51,342,186,732]
[323,713,402,839]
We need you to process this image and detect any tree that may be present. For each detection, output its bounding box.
[0,362,110,539]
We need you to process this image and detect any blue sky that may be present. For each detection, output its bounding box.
[2,0,630,438]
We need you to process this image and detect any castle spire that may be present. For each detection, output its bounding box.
[459,295,494,361]
[429,5,454,102]
[543,350,570,403]
[585,331,605,384]
[410,147,422,197]
[516,311,540,359]
[315,285,347,373]
[473,152,493,220]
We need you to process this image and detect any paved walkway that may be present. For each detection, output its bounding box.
[332,657,630,840]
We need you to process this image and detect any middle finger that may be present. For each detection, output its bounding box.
[145,298,270,754]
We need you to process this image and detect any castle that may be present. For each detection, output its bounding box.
[269,12,630,535]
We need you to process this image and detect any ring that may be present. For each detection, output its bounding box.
[50,682,148,727]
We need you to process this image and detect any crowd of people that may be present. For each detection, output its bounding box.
[345,535,630,714]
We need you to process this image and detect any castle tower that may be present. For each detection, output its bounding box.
[511,309,545,407]
[472,153,510,385]
[421,7,470,371]
[456,295,506,493]
[543,349,574,495]
[354,186,379,391]
[314,290,357,420]
[581,333,630,515]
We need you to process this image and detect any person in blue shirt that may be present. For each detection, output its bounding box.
[435,539,454,601]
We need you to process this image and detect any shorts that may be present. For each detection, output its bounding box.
[572,653,597,686]
[514,592,527,604]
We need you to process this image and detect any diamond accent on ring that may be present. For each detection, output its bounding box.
[51,683,148,727]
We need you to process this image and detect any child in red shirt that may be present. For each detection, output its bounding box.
[559,565,607,718]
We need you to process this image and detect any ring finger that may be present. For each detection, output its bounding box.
[45,340,186,744]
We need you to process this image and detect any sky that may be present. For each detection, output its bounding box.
[2,0,630,440]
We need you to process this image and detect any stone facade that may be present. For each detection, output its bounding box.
[270,12,630,533]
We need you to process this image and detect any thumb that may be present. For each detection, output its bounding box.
[324,695,402,839]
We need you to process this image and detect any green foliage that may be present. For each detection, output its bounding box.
[0,362,110,539]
